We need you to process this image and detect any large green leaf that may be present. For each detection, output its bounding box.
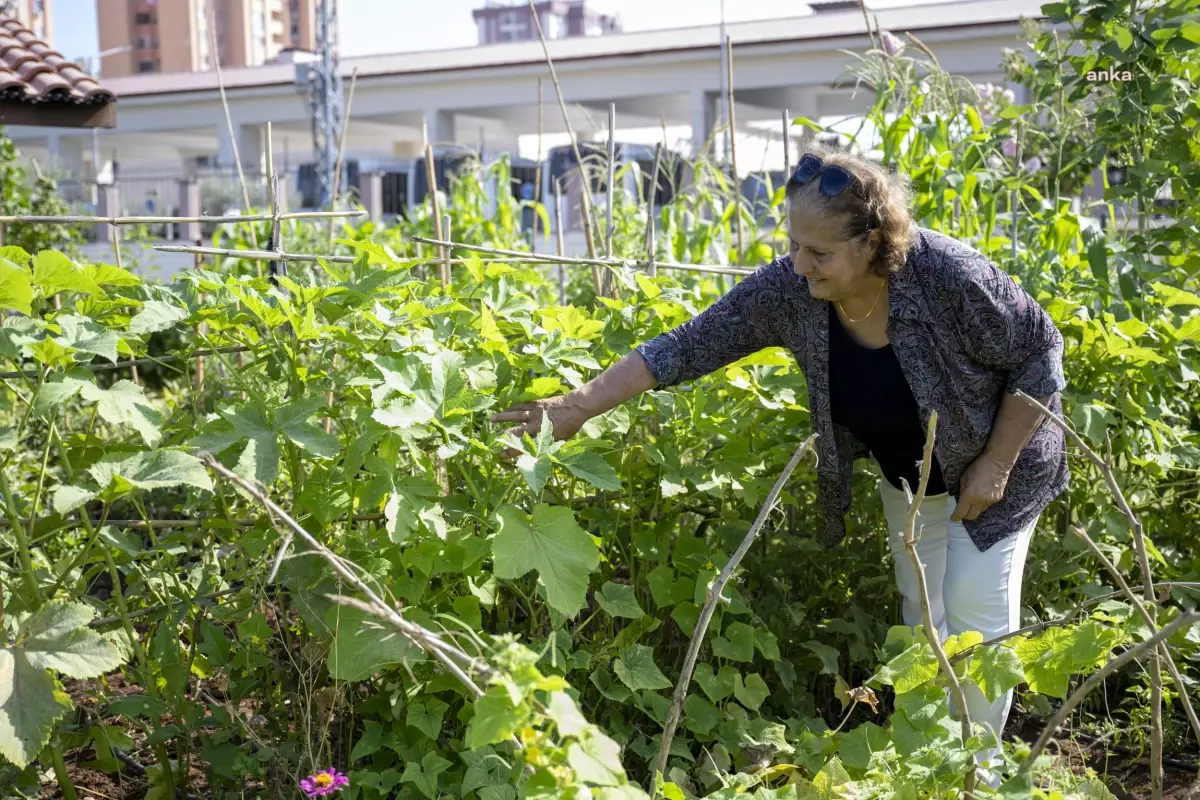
[80,380,164,446]
[0,649,72,767]
[614,644,671,692]
[492,504,599,617]
[0,260,33,315]
[326,606,414,681]
[400,751,453,799]
[596,582,645,619]
[0,602,124,768]
[467,685,530,749]
[129,300,188,335]
[89,450,213,496]
[967,645,1025,703]
[18,602,124,678]
[31,251,101,297]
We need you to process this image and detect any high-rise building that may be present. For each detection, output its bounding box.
[3,0,53,41]
[97,0,319,77]
[472,0,620,46]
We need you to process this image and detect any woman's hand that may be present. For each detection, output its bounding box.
[490,395,592,459]
[950,454,1012,522]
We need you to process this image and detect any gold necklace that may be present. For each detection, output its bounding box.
[836,280,886,324]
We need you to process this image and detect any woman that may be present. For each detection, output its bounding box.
[491,147,1068,775]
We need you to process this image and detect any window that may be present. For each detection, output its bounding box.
[137,36,157,49]
[498,10,526,42]
[135,12,156,24]
[138,60,158,72]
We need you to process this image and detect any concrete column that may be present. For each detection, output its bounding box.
[97,185,120,243]
[361,171,384,221]
[690,88,717,159]
[276,173,290,213]
[425,109,456,148]
[216,122,266,175]
[178,180,201,241]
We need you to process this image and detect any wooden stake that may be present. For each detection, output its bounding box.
[440,213,452,289]
[726,35,744,271]
[534,77,544,252]
[555,178,567,305]
[424,116,445,278]
[526,0,599,261]
[782,108,792,177]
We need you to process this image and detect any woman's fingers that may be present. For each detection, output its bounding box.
[490,403,536,423]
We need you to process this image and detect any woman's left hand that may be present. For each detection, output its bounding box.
[951,454,1012,522]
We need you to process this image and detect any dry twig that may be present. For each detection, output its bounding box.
[653,434,818,784]
[899,411,974,799]
[1016,391,1169,795]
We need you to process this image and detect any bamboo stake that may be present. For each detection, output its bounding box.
[555,178,567,305]
[208,0,257,267]
[726,35,744,274]
[901,412,974,799]
[647,143,661,279]
[410,236,753,277]
[266,123,284,284]
[154,244,355,263]
[534,77,544,252]
[0,346,250,381]
[329,67,359,243]
[424,116,445,270]
[606,103,617,262]
[526,0,599,262]
[653,434,818,784]
[440,212,452,290]
[0,211,364,225]
[783,108,792,177]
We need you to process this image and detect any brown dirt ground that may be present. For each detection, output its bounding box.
[1010,715,1200,800]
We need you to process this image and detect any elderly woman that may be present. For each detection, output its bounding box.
[492,147,1067,774]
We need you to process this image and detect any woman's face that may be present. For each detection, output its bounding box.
[787,205,878,301]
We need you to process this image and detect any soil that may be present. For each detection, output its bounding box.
[1010,714,1200,800]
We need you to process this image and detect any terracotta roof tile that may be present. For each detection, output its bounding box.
[0,16,115,105]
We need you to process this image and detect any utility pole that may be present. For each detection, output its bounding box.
[302,0,343,209]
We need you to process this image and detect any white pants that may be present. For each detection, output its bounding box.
[879,478,1037,770]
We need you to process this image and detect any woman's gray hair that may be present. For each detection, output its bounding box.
[785,144,916,276]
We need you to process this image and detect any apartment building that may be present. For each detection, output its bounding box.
[4,0,53,40]
[97,0,319,77]
[472,0,620,45]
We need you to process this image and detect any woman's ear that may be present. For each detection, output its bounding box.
[868,229,883,261]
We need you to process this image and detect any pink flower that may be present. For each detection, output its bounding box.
[300,769,349,798]
[1022,156,1043,174]
[1001,138,1019,158]
[879,31,904,56]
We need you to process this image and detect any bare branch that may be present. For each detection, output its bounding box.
[653,434,818,783]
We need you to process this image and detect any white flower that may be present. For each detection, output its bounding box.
[880,31,905,56]
[987,155,1004,170]
[1022,156,1043,174]
[1002,89,1016,103]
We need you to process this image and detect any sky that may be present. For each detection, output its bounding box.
[52,0,945,67]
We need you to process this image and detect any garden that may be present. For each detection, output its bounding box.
[1,0,1199,798]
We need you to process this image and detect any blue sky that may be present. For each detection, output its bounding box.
[54,0,942,68]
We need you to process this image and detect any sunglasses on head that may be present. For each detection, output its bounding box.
[791,153,856,197]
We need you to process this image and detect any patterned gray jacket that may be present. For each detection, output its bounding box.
[634,227,1068,552]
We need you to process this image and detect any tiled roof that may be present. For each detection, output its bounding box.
[0,17,115,105]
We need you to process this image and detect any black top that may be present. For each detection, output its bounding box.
[828,303,947,496]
